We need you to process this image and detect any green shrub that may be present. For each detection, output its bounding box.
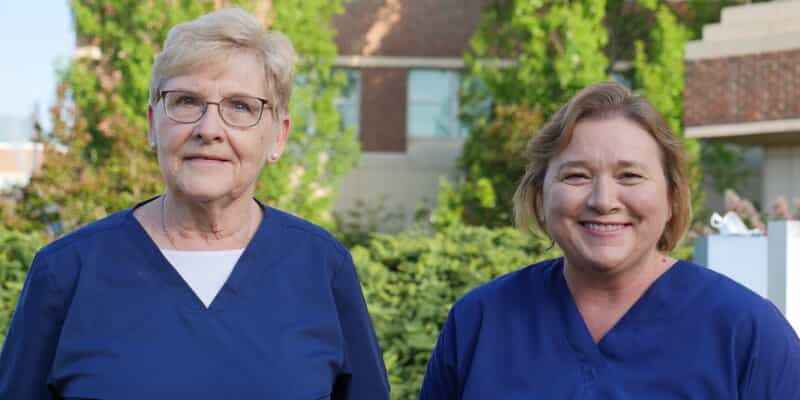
[352,225,559,399]
[0,229,44,345]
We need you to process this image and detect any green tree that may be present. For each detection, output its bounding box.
[5,0,355,234]
[464,0,609,113]
[452,0,609,228]
[630,0,702,240]
[450,0,701,234]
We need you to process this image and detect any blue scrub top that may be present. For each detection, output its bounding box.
[0,198,390,399]
[420,258,800,399]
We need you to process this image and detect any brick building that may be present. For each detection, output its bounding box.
[0,116,43,191]
[331,0,492,222]
[684,0,800,210]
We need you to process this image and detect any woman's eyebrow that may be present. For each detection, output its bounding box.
[556,160,591,171]
[617,160,649,170]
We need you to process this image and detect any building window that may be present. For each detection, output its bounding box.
[407,69,465,138]
[335,68,361,136]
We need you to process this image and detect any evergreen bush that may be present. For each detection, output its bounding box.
[352,225,560,399]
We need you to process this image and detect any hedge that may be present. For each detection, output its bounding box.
[0,228,44,346]
[352,225,559,399]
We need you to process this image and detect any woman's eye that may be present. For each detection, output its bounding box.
[619,172,644,182]
[177,96,199,106]
[562,173,590,183]
[231,101,253,113]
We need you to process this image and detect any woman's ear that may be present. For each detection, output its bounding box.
[267,114,291,164]
[147,105,157,148]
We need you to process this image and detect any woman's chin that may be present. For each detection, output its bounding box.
[571,250,633,275]
[172,183,239,204]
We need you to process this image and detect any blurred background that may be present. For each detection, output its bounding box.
[2,1,799,398]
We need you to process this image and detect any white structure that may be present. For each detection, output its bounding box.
[767,221,800,333]
[335,139,463,225]
[694,235,769,296]
[695,220,800,334]
[0,116,43,191]
[0,142,44,191]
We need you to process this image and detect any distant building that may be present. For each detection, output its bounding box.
[684,0,800,211]
[0,115,43,191]
[331,0,492,222]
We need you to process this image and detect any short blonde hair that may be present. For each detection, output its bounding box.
[513,82,691,252]
[149,8,297,116]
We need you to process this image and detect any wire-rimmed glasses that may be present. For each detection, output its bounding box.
[159,90,272,128]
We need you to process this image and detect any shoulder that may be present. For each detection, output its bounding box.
[450,258,560,319]
[677,260,778,318]
[262,205,349,259]
[676,261,798,347]
[679,261,800,395]
[25,208,133,304]
[36,208,131,261]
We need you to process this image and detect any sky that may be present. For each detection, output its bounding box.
[0,1,75,128]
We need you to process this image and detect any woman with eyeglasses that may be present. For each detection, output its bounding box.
[0,8,390,400]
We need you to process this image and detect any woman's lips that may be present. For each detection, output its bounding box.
[579,221,631,235]
[184,155,229,163]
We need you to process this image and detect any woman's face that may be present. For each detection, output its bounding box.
[148,52,290,203]
[542,115,672,274]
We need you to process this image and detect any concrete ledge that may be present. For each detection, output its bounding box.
[720,0,800,23]
[334,55,515,69]
[687,0,800,60]
[702,20,800,42]
[686,118,800,140]
[686,32,800,60]
[333,138,465,225]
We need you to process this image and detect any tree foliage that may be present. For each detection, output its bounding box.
[450,0,701,230]
[453,0,608,228]
[0,229,44,345]
[3,0,355,234]
[465,0,609,114]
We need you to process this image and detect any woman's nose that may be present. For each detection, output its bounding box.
[587,176,621,214]
[193,103,225,142]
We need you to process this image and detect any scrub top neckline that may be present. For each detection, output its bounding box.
[552,258,689,365]
[125,196,281,311]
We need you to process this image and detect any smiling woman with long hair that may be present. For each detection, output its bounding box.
[0,8,389,399]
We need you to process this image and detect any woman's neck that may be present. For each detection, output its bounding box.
[158,191,262,251]
[563,251,675,343]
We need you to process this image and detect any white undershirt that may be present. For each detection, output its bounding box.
[161,249,244,308]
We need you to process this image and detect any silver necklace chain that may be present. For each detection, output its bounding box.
[159,194,254,250]
[160,195,180,250]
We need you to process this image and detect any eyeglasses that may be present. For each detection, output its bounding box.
[159,90,272,128]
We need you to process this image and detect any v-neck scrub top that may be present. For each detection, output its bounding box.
[419,258,800,399]
[0,199,390,399]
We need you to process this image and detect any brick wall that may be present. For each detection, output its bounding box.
[334,0,491,152]
[360,68,408,152]
[333,0,492,152]
[334,0,491,57]
[684,49,800,127]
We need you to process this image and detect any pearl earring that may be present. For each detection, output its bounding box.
[269,153,280,161]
